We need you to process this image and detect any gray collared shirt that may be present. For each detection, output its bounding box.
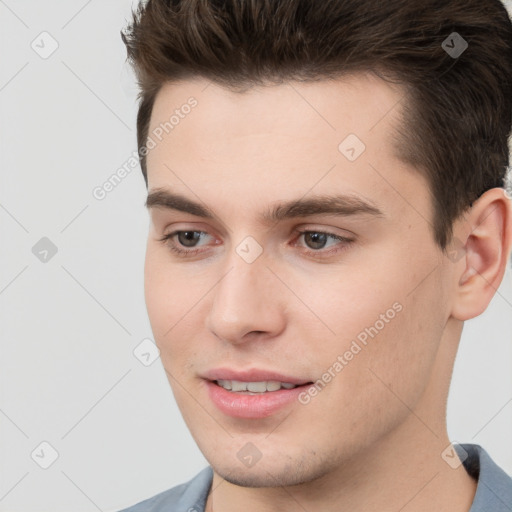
[118,444,512,511]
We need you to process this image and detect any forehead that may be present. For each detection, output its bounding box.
[145,73,429,226]
[148,72,404,150]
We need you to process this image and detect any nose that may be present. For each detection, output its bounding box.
[205,250,286,345]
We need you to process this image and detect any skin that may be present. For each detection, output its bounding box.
[143,72,512,512]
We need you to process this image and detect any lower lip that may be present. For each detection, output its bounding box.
[205,380,309,419]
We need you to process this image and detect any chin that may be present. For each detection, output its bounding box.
[217,466,308,488]
[209,451,333,488]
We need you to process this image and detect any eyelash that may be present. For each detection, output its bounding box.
[157,229,354,259]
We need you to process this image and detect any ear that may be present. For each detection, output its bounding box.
[450,188,512,321]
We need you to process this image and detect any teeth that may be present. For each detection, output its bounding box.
[265,381,281,391]
[216,380,298,392]
[217,379,232,390]
[247,381,267,392]
[231,380,247,392]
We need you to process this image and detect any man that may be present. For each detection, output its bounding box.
[119,0,512,510]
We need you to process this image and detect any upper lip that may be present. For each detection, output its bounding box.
[202,368,312,385]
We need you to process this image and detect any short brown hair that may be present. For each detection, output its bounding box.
[121,0,512,249]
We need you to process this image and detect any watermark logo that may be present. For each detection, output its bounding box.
[31,31,59,59]
[236,236,263,264]
[338,133,366,162]
[446,236,466,263]
[32,237,58,263]
[441,442,468,469]
[237,442,262,468]
[133,338,160,367]
[31,441,59,469]
[442,32,468,59]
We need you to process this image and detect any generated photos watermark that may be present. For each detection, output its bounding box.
[298,301,403,405]
[92,96,198,200]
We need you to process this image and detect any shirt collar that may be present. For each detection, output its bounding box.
[457,443,512,511]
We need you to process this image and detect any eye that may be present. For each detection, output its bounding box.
[174,231,203,247]
[301,231,336,250]
[158,230,213,256]
[294,229,354,256]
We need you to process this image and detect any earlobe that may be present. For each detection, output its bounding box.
[450,188,512,321]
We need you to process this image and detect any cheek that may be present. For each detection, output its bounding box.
[354,279,445,414]
[297,266,402,345]
[144,247,169,335]
[144,247,189,344]
[143,247,211,369]
[313,262,444,408]
[301,307,438,451]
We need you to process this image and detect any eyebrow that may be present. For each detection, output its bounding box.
[145,188,384,224]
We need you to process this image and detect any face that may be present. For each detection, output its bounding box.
[143,73,454,486]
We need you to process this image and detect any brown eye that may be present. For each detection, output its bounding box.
[304,232,329,250]
[158,230,213,257]
[294,229,355,258]
[177,231,202,247]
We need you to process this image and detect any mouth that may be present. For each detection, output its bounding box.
[214,379,303,394]
[203,372,314,419]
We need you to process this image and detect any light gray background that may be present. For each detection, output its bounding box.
[1,1,511,511]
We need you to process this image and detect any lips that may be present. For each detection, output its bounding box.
[202,368,313,418]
